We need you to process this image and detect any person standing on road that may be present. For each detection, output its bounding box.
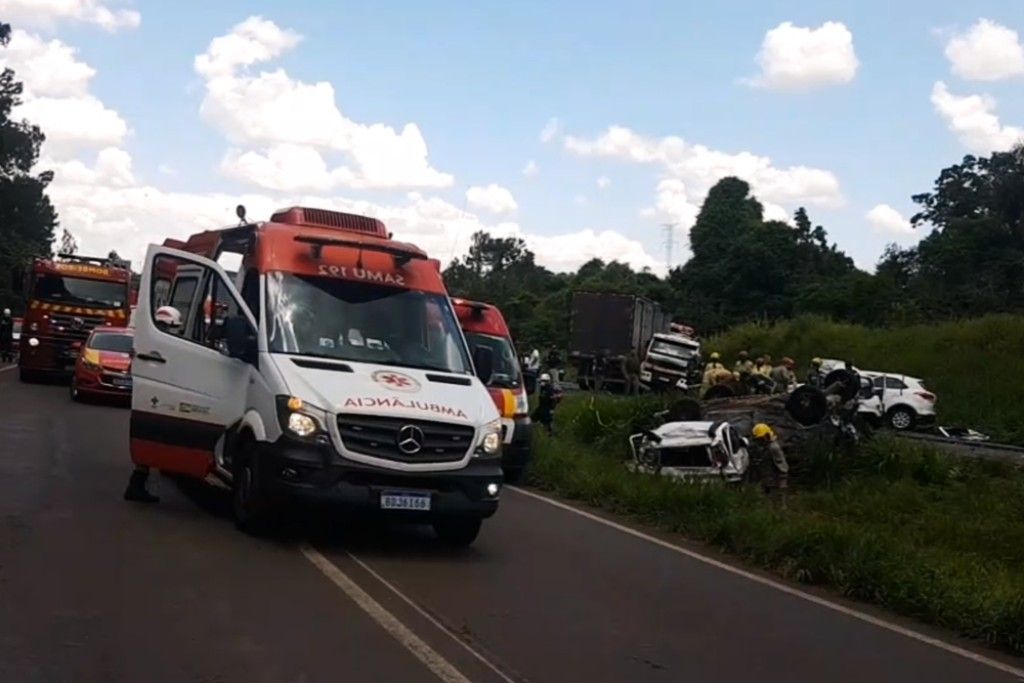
[622,348,642,395]
[749,423,789,506]
[755,354,774,378]
[702,352,729,391]
[124,464,159,504]
[545,345,562,383]
[0,309,13,363]
[733,350,754,377]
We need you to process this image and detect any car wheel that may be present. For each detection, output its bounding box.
[70,378,80,402]
[19,368,37,383]
[232,445,272,535]
[433,517,482,547]
[503,467,524,484]
[888,407,916,431]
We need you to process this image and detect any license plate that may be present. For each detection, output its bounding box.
[380,491,431,511]
[113,377,132,388]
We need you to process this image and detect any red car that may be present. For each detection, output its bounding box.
[70,328,134,402]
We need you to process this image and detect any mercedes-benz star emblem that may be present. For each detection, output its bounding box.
[396,425,424,455]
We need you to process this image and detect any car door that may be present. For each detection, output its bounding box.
[130,245,257,478]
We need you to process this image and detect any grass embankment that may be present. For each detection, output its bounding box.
[705,314,1024,444]
[528,392,1024,655]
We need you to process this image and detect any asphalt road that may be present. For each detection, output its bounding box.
[1,364,1022,682]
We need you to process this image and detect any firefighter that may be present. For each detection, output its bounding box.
[733,350,754,377]
[702,352,730,390]
[770,357,797,393]
[546,345,562,383]
[124,465,159,504]
[532,373,561,435]
[755,355,773,378]
[807,357,826,389]
[750,423,789,502]
[0,309,13,363]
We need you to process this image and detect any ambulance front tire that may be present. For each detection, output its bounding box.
[432,516,482,547]
[232,438,273,535]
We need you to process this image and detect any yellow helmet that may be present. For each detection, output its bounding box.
[812,357,823,366]
[752,423,774,440]
[710,352,721,361]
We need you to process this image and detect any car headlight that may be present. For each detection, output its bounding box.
[28,337,39,347]
[288,412,317,437]
[477,419,502,456]
[276,395,327,439]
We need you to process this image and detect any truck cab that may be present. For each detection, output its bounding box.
[452,299,532,482]
[16,255,132,382]
[640,332,702,392]
[130,207,503,545]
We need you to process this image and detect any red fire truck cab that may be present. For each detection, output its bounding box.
[16,254,132,382]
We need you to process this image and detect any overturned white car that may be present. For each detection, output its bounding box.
[629,421,749,483]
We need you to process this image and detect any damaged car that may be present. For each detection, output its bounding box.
[629,421,749,483]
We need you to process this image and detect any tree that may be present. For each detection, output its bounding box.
[60,229,78,255]
[0,22,59,311]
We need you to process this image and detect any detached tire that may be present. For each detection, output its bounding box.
[823,369,859,402]
[232,442,273,535]
[433,517,482,547]
[785,386,827,426]
[887,407,916,431]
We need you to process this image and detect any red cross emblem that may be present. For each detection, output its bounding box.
[372,370,421,393]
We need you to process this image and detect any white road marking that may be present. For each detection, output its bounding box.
[346,551,518,683]
[300,544,472,683]
[508,485,1024,680]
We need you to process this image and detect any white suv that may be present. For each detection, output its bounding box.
[861,372,937,431]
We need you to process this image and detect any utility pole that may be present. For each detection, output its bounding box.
[661,223,677,272]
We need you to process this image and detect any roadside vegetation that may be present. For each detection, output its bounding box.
[706,313,1024,444]
[528,392,1024,655]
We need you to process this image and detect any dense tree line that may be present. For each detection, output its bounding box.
[446,145,1024,348]
[0,22,59,312]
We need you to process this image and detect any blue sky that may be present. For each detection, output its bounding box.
[2,0,1023,271]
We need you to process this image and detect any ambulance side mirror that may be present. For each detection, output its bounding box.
[473,345,494,384]
[224,315,257,364]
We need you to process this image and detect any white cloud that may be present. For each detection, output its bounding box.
[522,159,539,177]
[566,125,841,237]
[945,19,1024,81]
[0,30,129,155]
[931,81,1024,153]
[866,204,914,236]
[0,0,141,32]
[540,117,561,143]
[596,176,611,189]
[746,21,858,91]
[573,194,588,206]
[158,163,176,176]
[195,17,453,191]
[524,229,662,273]
[465,184,518,214]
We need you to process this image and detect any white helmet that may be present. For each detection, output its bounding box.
[539,373,551,383]
[155,305,182,329]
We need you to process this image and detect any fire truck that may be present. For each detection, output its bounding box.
[15,254,132,382]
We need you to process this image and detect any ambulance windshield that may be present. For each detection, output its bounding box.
[266,272,472,374]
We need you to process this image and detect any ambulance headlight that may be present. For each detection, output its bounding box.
[477,419,502,456]
[287,412,317,438]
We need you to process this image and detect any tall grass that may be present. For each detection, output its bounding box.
[705,314,1024,443]
[530,392,1024,655]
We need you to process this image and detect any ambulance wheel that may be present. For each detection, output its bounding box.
[19,368,38,383]
[69,378,81,402]
[503,467,524,484]
[232,443,272,535]
[433,517,482,547]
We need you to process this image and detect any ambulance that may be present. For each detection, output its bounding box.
[451,299,532,481]
[130,207,503,545]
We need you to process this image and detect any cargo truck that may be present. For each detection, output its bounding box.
[567,291,669,391]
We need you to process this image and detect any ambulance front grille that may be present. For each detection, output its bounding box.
[336,415,474,464]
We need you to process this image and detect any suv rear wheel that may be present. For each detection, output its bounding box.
[433,517,482,547]
[887,406,916,431]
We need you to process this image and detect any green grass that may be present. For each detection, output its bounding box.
[528,393,1024,655]
[704,314,1024,444]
